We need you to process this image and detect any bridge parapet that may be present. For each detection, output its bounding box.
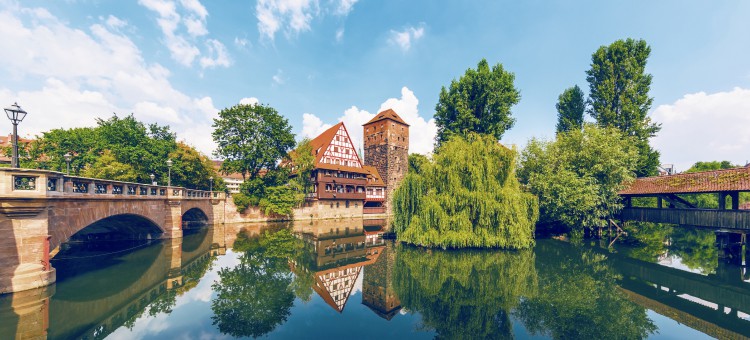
[0,168,224,201]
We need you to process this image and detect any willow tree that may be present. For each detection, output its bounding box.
[391,133,538,249]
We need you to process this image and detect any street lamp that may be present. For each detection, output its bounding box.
[209,176,214,195]
[166,159,173,187]
[64,153,72,175]
[4,102,28,168]
[150,173,155,185]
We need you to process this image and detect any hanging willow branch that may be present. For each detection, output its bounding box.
[392,133,539,249]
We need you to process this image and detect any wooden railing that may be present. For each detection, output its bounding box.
[0,168,224,200]
[620,207,750,230]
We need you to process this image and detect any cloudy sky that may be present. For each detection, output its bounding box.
[1,0,749,171]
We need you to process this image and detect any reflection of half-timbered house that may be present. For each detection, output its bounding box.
[290,220,384,312]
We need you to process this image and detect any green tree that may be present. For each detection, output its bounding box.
[393,245,537,339]
[677,161,747,209]
[212,103,295,180]
[555,85,585,133]
[81,149,138,182]
[168,142,225,191]
[435,59,520,144]
[392,133,538,249]
[519,124,638,233]
[289,138,315,194]
[586,38,661,177]
[407,153,429,175]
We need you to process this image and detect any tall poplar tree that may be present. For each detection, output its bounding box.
[586,38,661,177]
[555,85,585,133]
[435,59,520,144]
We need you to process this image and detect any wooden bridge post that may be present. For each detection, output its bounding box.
[730,192,740,210]
[719,192,728,210]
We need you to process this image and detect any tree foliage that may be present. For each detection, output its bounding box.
[212,103,295,181]
[586,38,661,177]
[555,85,585,133]
[20,114,221,189]
[407,153,429,175]
[393,245,537,339]
[289,138,316,194]
[519,124,638,232]
[435,59,520,144]
[392,133,538,249]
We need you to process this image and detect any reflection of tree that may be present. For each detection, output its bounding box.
[621,222,717,274]
[393,245,537,339]
[515,241,656,339]
[621,221,672,262]
[669,228,717,274]
[211,228,311,337]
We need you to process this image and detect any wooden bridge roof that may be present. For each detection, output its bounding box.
[619,166,750,195]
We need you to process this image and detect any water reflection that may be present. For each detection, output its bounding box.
[518,241,656,339]
[393,246,537,339]
[2,220,749,339]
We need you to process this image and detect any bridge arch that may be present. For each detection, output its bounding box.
[182,207,209,230]
[63,213,164,245]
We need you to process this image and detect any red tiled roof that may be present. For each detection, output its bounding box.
[310,122,344,165]
[619,167,750,195]
[363,165,385,187]
[363,109,409,126]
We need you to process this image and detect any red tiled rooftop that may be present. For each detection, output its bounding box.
[619,167,750,195]
[363,109,409,126]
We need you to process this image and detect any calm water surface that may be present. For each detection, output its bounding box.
[2,220,749,339]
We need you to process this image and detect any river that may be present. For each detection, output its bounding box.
[1,219,748,339]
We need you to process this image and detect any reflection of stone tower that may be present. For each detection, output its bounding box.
[363,109,409,211]
[362,243,401,320]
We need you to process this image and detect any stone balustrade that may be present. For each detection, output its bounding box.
[0,168,224,200]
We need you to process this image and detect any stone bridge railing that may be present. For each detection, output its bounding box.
[0,168,225,200]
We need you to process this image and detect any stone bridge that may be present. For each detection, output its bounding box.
[0,168,226,294]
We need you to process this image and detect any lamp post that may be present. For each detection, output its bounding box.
[166,159,173,187]
[4,102,28,168]
[150,173,155,185]
[64,153,72,175]
[209,176,214,196]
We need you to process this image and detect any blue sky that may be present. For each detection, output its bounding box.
[1,0,749,170]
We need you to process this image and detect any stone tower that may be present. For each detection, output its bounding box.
[363,109,409,210]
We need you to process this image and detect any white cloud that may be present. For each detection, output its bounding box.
[105,15,128,29]
[334,0,358,16]
[272,69,285,85]
[651,87,750,171]
[256,0,318,41]
[300,87,436,154]
[239,97,259,105]
[389,25,424,52]
[335,27,344,42]
[378,87,437,154]
[139,0,230,69]
[0,4,219,155]
[301,112,332,139]
[256,0,359,41]
[234,36,250,49]
[199,39,231,69]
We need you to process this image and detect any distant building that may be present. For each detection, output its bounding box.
[289,109,410,213]
[363,109,409,212]
[658,164,675,176]
[0,134,33,166]
[212,160,245,194]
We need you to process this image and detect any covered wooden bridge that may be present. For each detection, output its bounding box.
[618,166,750,230]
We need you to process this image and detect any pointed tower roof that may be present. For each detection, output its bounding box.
[364,109,409,126]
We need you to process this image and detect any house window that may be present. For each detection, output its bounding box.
[346,200,349,208]
[336,202,340,208]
